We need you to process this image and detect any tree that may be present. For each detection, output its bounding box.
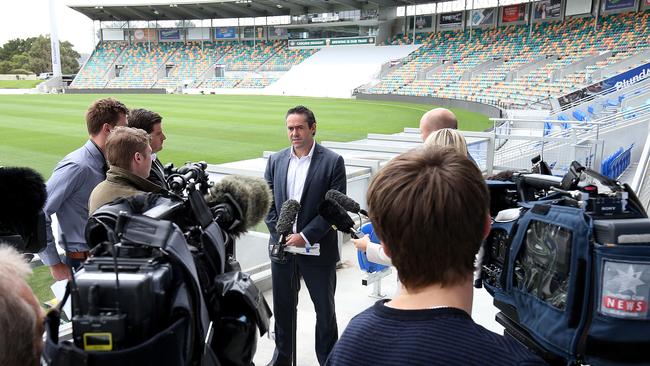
[0,38,33,61]
[0,35,80,74]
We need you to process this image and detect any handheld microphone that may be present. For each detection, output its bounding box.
[0,166,47,253]
[204,175,272,237]
[325,190,368,217]
[318,198,362,239]
[270,199,300,261]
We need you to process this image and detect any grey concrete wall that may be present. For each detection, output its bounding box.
[356,93,504,119]
[65,88,166,94]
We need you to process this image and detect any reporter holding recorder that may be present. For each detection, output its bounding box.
[352,128,471,267]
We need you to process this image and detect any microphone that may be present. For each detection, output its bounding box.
[325,190,368,217]
[204,175,272,237]
[270,199,300,261]
[318,198,361,239]
[0,166,47,253]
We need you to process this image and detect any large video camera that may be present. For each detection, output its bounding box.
[42,163,272,366]
[480,161,650,365]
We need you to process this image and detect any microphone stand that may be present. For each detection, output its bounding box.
[290,252,300,366]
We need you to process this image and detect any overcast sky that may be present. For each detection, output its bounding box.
[0,1,95,54]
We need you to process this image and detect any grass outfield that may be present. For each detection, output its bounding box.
[0,94,491,179]
[2,93,490,303]
[0,79,42,89]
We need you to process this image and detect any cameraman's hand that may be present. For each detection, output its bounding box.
[286,234,306,247]
[50,262,71,281]
[352,235,370,252]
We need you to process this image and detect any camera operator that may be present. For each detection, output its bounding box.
[0,244,45,366]
[127,108,169,190]
[88,126,163,214]
[327,147,545,366]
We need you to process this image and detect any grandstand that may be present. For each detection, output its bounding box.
[69,4,650,112]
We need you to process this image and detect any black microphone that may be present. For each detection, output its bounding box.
[318,198,361,239]
[271,199,300,260]
[325,190,368,217]
[0,166,47,253]
[204,175,272,237]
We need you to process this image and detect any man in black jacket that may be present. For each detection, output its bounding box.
[128,108,168,189]
[264,105,347,366]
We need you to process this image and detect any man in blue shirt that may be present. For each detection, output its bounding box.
[326,147,545,366]
[39,98,128,280]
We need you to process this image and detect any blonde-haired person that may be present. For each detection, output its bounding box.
[423,128,468,157]
[353,130,470,266]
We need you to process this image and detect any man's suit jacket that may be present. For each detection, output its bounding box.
[265,143,347,265]
[148,158,169,190]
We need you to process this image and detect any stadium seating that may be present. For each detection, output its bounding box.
[73,40,319,90]
[70,42,127,88]
[71,10,649,101]
[371,10,650,108]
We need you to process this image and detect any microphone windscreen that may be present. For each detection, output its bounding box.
[276,199,300,235]
[318,198,355,233]
[0,167,47,224]
[206,175,272,232]
[325,189,360,213]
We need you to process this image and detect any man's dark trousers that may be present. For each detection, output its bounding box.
[270,256,338,365]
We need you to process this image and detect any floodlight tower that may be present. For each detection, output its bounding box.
[49,0,62,77]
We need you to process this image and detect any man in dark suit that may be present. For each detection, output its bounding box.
[127,108,169,189]
[264,105,347,366]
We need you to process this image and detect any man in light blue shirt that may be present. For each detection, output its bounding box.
[39,98,128,280]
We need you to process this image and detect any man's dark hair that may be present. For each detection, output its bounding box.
[128,108,163,134]
[286,105,316,128]
[86,98,128,136]
[367,146,489,290]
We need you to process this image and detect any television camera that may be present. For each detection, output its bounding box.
[480,160,650,365]
[42,162,273,366]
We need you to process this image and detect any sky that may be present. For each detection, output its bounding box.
[0,1,95,54]
[0,0,238,54]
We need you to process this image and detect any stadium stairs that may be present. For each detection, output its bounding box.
[265,44,419,98]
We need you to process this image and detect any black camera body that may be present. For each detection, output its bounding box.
[480,163,650,365]
[42,163,271,366]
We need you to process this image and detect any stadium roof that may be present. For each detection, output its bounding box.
[67,0,440,21]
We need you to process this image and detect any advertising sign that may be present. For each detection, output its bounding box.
[288,39,327,47]
[133,29,156,42]
[288,37,375,48]
[533,0,562,20]
[329,37,375,45]
[409,15,433,30]
[470,8,496,26]
[557,61,650,107]
[159,29,180,40]
[215,27,236,39]
[502,4,527,23]
[439,12,463,29]
[604,0,636,11]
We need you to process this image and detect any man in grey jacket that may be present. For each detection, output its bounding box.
[39,98,128,280]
